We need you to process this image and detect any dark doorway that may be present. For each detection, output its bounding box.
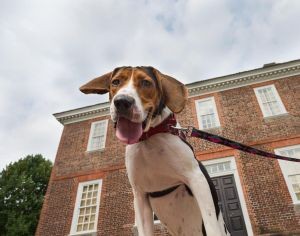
[212,174,248,236]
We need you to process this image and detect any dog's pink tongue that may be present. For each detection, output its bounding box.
[116,117,143,144]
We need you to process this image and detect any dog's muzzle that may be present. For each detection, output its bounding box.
[114,95,135,118]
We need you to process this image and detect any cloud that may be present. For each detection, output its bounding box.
[0,0,300,169]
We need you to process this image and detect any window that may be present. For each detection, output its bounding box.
[275,145,300,204]
[70,179,102,235]
[205,161,231,175]
[195,97,220,129]
[87,120,108,151]
[254,84,287,117]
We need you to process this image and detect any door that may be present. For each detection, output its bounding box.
[212,175,248,236]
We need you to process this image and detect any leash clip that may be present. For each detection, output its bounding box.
[170,126,193,137]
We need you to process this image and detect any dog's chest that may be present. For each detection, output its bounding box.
[125,133,195,192]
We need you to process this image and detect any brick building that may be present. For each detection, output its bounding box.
[36,60,300,236]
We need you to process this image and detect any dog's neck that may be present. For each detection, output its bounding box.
[139,108,178,142]
[149,107,172,130]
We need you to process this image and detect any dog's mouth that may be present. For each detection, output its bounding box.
[115,117,143,144]
[115,111,152,145]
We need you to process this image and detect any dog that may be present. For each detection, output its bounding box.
[80,66,230,236]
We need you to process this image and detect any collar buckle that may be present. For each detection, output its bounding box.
[170,126,193,137]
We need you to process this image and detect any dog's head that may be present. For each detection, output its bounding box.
[80,66,187,144]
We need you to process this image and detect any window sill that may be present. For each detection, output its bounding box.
[85,148,106,154]
[263,112,289,120]
[200,126,221,132]
[69,231,97,236]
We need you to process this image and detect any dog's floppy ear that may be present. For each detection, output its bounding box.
[79,72,112,94]
[152,68,188,113]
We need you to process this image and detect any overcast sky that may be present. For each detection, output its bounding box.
[0,0,300,170]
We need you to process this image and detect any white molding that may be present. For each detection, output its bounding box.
[275,145,300,204]
[87,120,109,151]
[54,60,300,125]
[54,102,110,125]
[254,84,287,117]
[202,156,254,236]
[195,96,221,130]
[70,179,103,236]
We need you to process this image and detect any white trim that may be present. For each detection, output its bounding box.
[254,84,287,118]
[202,156,254,236]
[275,145,300,204]
[70,179,102,236]
[195,96,221,130]
[54,102,110,125]
[87,120,108,151]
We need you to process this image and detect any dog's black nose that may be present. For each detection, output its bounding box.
[114,95,135,113]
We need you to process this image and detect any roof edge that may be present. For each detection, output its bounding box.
[55,59,300,125]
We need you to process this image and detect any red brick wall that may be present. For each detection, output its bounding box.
[37,76,300,236]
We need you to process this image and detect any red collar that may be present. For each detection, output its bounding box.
[139,114,178,141]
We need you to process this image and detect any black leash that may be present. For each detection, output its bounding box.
[171,126,300,163]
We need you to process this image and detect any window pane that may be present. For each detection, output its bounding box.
[89,223,95,230]
[267,101,281,115]
[265,87,277,102]
[92,198,97,204]
[258,89,267,103]
[77,225,83,232]
[92,206,96,214]
[79,208,85,216]
[223,162,231,170]
[93,123,104,136]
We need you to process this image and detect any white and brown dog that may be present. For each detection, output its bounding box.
[80,67,230,236]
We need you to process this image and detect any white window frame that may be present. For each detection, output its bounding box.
[70,179,102,236]
[195,97,221,130]
[275,145,300,204]
[87,120,108,151]
[254,84,287,117]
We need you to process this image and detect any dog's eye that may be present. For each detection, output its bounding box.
[141,80,152,88]
[112,79,120,86]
